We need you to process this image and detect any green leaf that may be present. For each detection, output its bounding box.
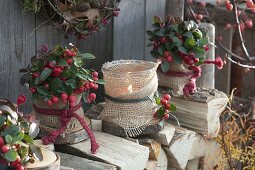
[50,78,61,92]
[60,69,72,79]
[40,68,52,81]
[147,43,153,47]
[155,97,161,105]
[178,47,187,54]
[76,73,89,80]
[172,36,182,45]
[0,115,6,127]
[165,42,176,51]
[23,134,33,143]
[74,57,83,67]
[34,77,41,85]
[158,45,164,56]
[36,86,50,97]
[4,149,18,162]
[19,121,30,133]
[146,31,154,37]
[172,53,183,64]
[12,132,24,142]
[95,79,105,85]
[2,125,19,136]
[5,135,12,144]
[185,37,196,47]
[160,61,169,73]
[78,53,96,60]
[182,32,193,38]
[199,37,209,46]
[29,122,39,139]
[20,73,31,86]
[153,16,162,24]
[150,51,161,58]
[169,103,177,111]
[0,106,18,121]
[57,59,68,66]
[29,144,43,161]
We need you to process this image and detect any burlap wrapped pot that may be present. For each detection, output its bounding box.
[158,62,192,96]
[100,60,159,137]
[33,94,90,144]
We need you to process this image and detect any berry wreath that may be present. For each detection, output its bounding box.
[21,0,121,39]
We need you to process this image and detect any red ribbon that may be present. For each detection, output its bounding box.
[33,102,99,154]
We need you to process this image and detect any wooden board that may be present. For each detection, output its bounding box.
[0,0,36,113]
[165,0,184,19]
[55,131,149,170]
[57,152,117,170]
[113,0,145,60]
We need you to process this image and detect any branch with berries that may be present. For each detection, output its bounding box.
[20,44,104,107]
[153,94,176,120]
[185,0,255,68]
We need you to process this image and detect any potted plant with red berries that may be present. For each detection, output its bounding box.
[147,16,224,96]
[20,44,103,154]
[0,96,43,170]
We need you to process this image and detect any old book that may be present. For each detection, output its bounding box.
[161,88,228,137]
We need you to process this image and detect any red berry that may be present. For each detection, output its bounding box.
[29,87,36,93]
[61,93,68,100]
[78,86,85,92]
[52,67,62,77]
[93,84,99,90]
[93,77,99,81]
[163,51,170,58]
[66,58,73,65]
[200,2,206,7]
[51,96,59,104]
[166,56,173,62]
[197,14,203,20]
[153,112,158,118]
[92,71,99,78]
[17,166,25,170]
[194,58,199,63]
[247,0,254,8]
[164,94,171,101]
[225,3,233,11]
[88,93,96,100]
[64,49,74,57]
[160,37,167,44]
[47,100,53,106]
[0,137,4,147]
[17,95,26,106]
[47,62,54,68]
[84,83,90,90]
[165,103,171,110]
[245,20,253,29]
[32,72,40,78]
[44,84,49,88]
[68,95,76,102]
[113,11,119,16]
[89,82,95,88]
[1,145,9,153]
[163,114,170,119]
[204,45,209,51]
[161,99,167,105]
[69,102,76,108]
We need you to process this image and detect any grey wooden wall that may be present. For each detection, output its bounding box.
[0,0,178,112]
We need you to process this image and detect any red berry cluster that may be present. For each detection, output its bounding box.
[21,45,103,107]
[153,94,176,120]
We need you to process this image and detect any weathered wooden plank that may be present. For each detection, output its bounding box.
[197,23,215,89]
[186,158,199,170]
[156,148,168,170]
[165,0,184,19]
[138,138,161,161]
[77,23,113,70]
[144,0,166,61]
[57,152,117,170]
[215,23,233,94]
[113,0,145,60]
[0,0,36,113]
[55,131,149,170]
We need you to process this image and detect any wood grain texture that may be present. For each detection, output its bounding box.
[0,0,36,112]
[113,0,145,60]
[144,0,166,61]
[215,23,233,94]
[165,0,184,19]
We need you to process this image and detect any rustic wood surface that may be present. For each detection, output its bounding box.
[166,0,184,19]
[55,131,149,170]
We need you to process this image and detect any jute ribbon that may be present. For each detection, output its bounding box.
[33,102,99,154]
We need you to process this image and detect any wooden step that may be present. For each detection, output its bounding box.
[55,131,149,170]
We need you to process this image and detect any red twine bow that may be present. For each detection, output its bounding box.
[33,102,99,154]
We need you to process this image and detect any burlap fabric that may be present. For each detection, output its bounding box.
[158,62,191,96]
[100,60,159,137]
[33,95,88,135]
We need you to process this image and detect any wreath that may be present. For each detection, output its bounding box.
[21,0,120,39]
